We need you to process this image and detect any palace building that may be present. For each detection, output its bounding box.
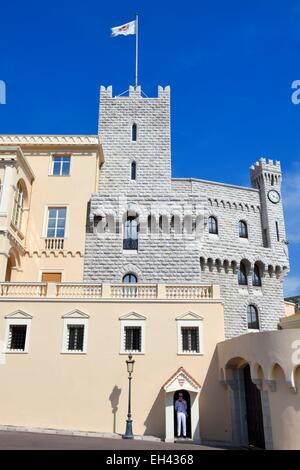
[0,85,299,449]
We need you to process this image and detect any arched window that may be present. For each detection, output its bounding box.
[147,215,152,233]
[131,161,136,180]
[132,123,137,142]
[12,181,25,230]
[238,261,248,286]
[123,214,139,250]
[247,305,259,330]
[123,273,137,283]
[208,216,218,234]
[239,220,248,238]
[170,215,175,233]
[253,263,262,287]
[159,215,168,233]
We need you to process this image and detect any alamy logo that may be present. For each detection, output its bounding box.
[0,80,6,104]
[291,339,300,365]
[291,80,300,105]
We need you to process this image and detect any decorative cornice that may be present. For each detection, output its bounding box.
[0,146,35,182]
[0,135,100,146]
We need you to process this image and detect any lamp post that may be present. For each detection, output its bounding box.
[123,354,135,439]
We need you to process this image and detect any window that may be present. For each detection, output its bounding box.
[67,325,84,352]
[159,215,168,234]
[62,311,89,354]
[41,272,62,283]
[181,327,199,353]
[252,263,262,287]
[4,312,32,353]
[12,181,25,229]
[176,314,203,355]
[247,305,259,330]
[122,273,138,297]
[125,326,141,352]
[147,215,152,233]
[123,273,137,283]
[132,123,137,142]
[238,261,248,286]
[263,228,269,248]
[170,215,175,233]
[52,156,70,176]
[275,221,280,242]
[8,325,27,351]
[123,215,139,250]
[239,220,248,239]
[47,207,66,238]
[208,216,218,234]
[119,313,146,354]
[131,161,136,180]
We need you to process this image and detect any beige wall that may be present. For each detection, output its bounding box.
[0,299,227,441]
[0,145,100,282]
[267,365,300,450]
[284,301,296,317]
[218,330,300,449]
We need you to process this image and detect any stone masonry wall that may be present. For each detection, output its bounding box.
[83,85,290,339]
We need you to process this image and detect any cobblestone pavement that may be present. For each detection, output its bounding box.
[0,431,222,450]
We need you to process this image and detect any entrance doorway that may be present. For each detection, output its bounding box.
[173,390,191,438]
[243,364,265,449]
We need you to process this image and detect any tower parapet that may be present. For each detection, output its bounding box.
[250,158,281,189]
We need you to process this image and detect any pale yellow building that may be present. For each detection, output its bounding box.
[0,87,299,450]
[0,135,102,284]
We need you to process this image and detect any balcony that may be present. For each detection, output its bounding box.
[123,238,138,250]
[44,238,64,250]
[0,282,47,297]
[0,282,220,301]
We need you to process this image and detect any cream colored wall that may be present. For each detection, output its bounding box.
[267,365,300,450]
[17,149,99,281]
[284,301,296,317]
[0,300,226,441]
[218,331,300,449]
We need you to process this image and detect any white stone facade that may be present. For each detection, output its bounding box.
[83,85,290,338]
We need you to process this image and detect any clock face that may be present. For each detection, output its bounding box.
[268,189,280,204]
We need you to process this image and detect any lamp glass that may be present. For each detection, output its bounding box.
[126,355,135,374]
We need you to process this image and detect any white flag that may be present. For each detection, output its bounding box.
[111,20,136,37]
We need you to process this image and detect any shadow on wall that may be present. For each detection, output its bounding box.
[143,388,165,438]
[201,347,231,443]
[109,385,122,434]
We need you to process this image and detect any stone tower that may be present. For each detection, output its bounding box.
[250,158,287,251]
[83,85,203,283]
[98,85,171,195]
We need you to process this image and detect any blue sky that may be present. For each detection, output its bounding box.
[0,0,299,296]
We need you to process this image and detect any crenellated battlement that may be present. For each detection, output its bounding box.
[250,157,281,175]
[250,157,282,189]
[99,85,170,100]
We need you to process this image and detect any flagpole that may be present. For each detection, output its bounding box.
[135,13,139,88]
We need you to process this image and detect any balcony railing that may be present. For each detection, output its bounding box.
[110,284,157,299]
[0,282,219,300]
[56,283,103,298]
[123,238,138,250]
[45,238,64,250]
[0,282,47,297]
[166,285,213,300]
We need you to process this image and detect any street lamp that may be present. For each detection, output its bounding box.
[122,354,135,439]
